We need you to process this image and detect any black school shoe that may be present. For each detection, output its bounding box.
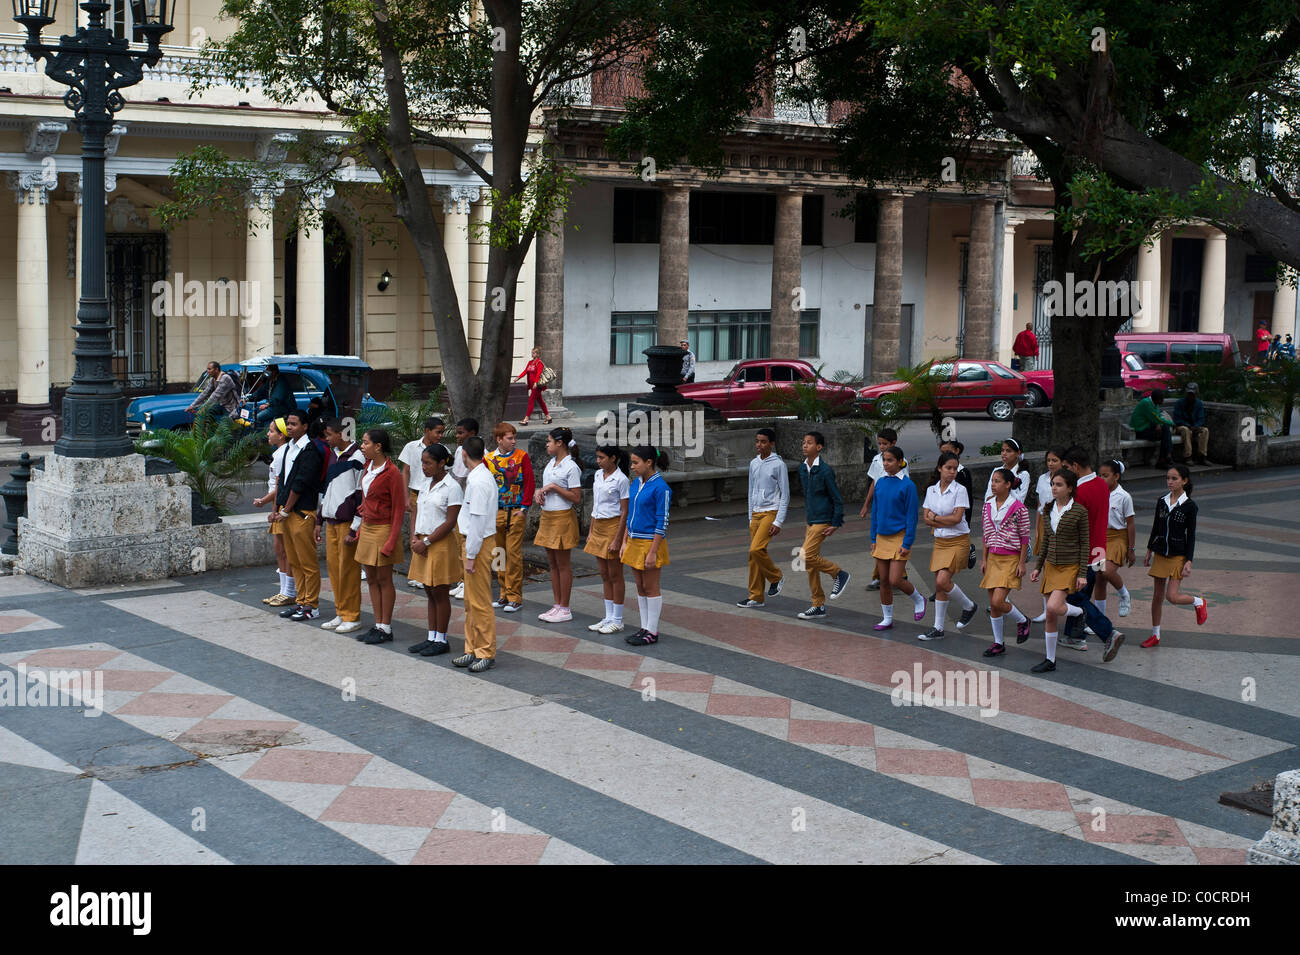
[1030,658,1057,673]
[290,605,317,621]
[625,629,658,645]
[408,640,434,654]
[363,629,393,645]
[419,640,450,657]
[279,604,303,618]
[956,604,979,629]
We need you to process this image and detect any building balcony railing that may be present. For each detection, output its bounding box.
[1,35,258,87]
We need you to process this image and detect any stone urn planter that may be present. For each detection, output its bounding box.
[639,344,695,407]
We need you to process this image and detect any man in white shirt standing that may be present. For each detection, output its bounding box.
[452,435,500,673]
[448,417,478,599]
[738,427,789,608]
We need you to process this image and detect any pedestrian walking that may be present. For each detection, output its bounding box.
[1142,464,1209,647]
[535,426,583,623]
[737,427,789,608]
[256,417,295,608]
[979,467,1032,657]
[486,421,534,613]
[273,410,325,623]
[938,439,974,500]
[869,445,926,630]
[585,446,629,634]
[797,431,850,620]
[984,438,1031,507]
[861,428,910,591]
[919,451,978,641]
[1031,447,1067,623]
[1028,468,1091,673]
[315,418,366,635]
[621,445,672,645]
[1012,322,1039,371]
[352,428,405,644]
[406,443,463,657]
[1093,459,1136,620]
[1060,446,1124,661]
[452,436,501,673]
[516,347,553,426]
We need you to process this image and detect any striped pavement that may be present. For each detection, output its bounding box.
[0,466,1294,864]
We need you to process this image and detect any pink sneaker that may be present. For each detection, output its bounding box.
[538,605,560,621]
[550,607,573,623]
[873,620,894,631]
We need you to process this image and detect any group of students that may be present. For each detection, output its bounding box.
[739,427,1209,674]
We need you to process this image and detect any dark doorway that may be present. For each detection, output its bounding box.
[106,233,166,391]
[284,212,353,355]
[1168,238,1204,332]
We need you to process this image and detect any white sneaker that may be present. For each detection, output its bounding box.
[588,618,612,632]
[539,605,560,621]
[550,608,573,623]
[1084,626,1097,636]
[408,579,424,589]
[320,616,343,630]
[598,620,625,634]
[1031,612,1047,623]
[361,569,367,581]
[1118,593,1131,617]
[336,620,363,634]
[450,582,464,599]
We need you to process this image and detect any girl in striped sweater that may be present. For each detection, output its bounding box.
[979,467,1032,657]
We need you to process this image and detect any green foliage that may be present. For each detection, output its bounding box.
[133,412,268,515]
[358,382,449,448]
[894,357,959,436]
[757,364,856,422]
[980,442,1004,456]
[1254,360,1300,436]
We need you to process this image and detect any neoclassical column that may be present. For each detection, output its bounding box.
[999,217,1022,364]
[868,191,904,382]
[244,185,277,359]
[1199,230,1227,333]
[295,184,332,356]
[437,184,478,337]
[656,183,691,346]
[963,198,996,359]
[468,197,492,371]
[770,189,804,358]
[534,205,565,373]
[1272,270,1297,338]
[8,171,57,439]
[1135,233,1163,331]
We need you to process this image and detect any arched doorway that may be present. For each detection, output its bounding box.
[284,212,353,354]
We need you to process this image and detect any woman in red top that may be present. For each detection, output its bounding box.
[516,347,552,426]
[348,428,406,644]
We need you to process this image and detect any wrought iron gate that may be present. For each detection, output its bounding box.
[1033,244,1054,368]
[106,233,166,391]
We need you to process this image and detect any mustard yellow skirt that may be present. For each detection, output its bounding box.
[622,536,670,569]
[1148,553,1186,579]
[583,516,623,558]
[981,552,1023,591]
[535,508,580,550]
[269,515,285,536]
[355,522,403,566]
[408,534,462,587]
[872,531,907,561]
[1106,528,1129,564]
[930,534,970,574]
[1040,561,1081,594]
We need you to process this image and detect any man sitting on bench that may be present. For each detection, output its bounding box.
[1171,382,1210,466]
[1129,389,1174,469]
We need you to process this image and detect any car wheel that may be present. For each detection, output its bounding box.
[875,395,903,419]
[1024,385,1049,408]
[987,398,1016,421]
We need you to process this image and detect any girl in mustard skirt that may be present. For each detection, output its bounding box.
[536,427,584,623]
[919,451,977,641]
[979,467,1032,658]
[584,446,630,635]
[1028,468,1091,673]
[406,443,463,657]
[1095,459,1136,620]
[1141,463,1208,648]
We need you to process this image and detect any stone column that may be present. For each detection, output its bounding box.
[295,186,330,356]
[8,172,56,443]
[439,190,473,338]
[534,206,565,370]
[868,191,904,382]
[1272,270,1296,338]
[1199,230,1227,333]
[244,186,277,360]
[1135,233,1163,331]
[964,198,996,359]
[468,197,491,371]
[999,217,1021,365]
[656,183,691,346]
[770,189,803,358]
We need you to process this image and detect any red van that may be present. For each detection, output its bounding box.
[1114,333,1240,373]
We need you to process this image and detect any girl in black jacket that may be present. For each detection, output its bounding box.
[1141,464,1208,647]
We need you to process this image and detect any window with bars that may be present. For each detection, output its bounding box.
[610,310,821,365]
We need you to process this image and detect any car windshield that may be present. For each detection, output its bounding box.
[724,364,741,383]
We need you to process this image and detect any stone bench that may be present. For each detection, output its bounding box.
[1119,428,1184,466]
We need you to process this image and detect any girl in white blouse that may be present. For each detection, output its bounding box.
[1094,458,1136,620]
[985,438,1031,506]
[407,443,463,656]
[920,452,978,640]
[584,446,630,634]
[535,427,584,624]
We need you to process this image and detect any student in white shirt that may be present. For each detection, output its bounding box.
[584,445,630,634]
[738,427,789,608]
[398,417,446,590]
[407,443,463,657]
[1031,447,1067,623]
[984,438,1031,507]
[447,417,478,599]
[254,418,295,606]
[451,436,500,673]
[1094,458,1136,619]
[535,426,584,624]
[919,452,978,640]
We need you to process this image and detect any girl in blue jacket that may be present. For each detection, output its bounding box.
[621,445,672,646]
[869,446,925,630]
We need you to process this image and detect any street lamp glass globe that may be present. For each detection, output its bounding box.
[11,0,55,22]
[130,0,173,28]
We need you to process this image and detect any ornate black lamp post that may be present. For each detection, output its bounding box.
[12,0,175,458]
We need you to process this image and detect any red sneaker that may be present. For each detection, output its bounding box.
[1140,634,1160,648]
[1195,598,1208,626]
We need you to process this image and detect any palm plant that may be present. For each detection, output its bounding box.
[893,356,959,437]
[757,363,857,422]
[134,411,267,514]
[358,381,449,447]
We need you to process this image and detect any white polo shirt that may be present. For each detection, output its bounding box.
[457,463,499,557]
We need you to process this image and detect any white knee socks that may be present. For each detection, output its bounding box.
[948,583,975,611]
[645,596,663,635]
[991,615,1005,645]
[1045,630,1058,662]
[1007,604,1026,624]
[934,599,949,631]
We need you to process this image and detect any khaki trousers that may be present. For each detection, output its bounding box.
[462,535,497,659]
[748,511,783,601]
[1173,426,1209,458]
[282,510,321,607]
[802,524,842,608]
[494,508,527,603]
[324,521,361,621]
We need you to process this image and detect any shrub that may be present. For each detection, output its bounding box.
[134,411,267,514]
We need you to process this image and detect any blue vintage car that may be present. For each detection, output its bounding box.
[126,355,389,435]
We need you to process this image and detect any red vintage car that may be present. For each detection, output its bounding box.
[1021,353,1174,408]
[677,358,858,418]
[856,359,1028,421]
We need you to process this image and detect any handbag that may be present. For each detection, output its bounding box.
[538,363,557,387]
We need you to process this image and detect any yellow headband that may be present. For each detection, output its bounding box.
[274,417,288,436]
